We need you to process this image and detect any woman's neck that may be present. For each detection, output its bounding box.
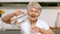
[30,19,37,25]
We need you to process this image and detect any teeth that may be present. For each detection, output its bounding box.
[31,15,36,18]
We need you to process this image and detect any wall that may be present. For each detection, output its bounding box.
[40,7,59,28]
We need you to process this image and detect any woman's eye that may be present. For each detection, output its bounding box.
[30,10,33,12]
[35,11,38,13]
[31,10,33,11]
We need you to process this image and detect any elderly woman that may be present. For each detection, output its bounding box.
[2,2,54,34]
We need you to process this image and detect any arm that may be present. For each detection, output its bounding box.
[39,28,55,34]
[32,26,55,34]
[2,13,15,24]
[2,9,25,24]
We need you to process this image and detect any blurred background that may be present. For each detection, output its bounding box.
[0,0,60,34]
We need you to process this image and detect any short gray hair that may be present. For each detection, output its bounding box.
[27,2,42,11]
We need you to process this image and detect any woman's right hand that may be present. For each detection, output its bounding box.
[15,9,24,16]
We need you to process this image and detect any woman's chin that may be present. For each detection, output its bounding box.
[30,18,36,21]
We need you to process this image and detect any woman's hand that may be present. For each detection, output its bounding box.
[31,25,40,33]
[15,9,24,16]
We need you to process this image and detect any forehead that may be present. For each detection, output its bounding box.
[31,8,37,11]
[29,7,38,11]
[28,7,41,13]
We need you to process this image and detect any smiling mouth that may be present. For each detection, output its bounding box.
[31,15,36,18]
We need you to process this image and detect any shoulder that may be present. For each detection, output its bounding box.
[36,19,50,30]
[37,19,47,24]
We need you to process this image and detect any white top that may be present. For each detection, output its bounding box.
[17,19,50,34]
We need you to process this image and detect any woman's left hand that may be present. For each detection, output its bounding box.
[31,26,40,33]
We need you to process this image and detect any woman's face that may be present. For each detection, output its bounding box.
[28,8,41,21]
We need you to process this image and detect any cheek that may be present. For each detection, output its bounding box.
[36,13,40,17]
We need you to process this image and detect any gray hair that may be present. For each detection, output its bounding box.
[27,2,42,11]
